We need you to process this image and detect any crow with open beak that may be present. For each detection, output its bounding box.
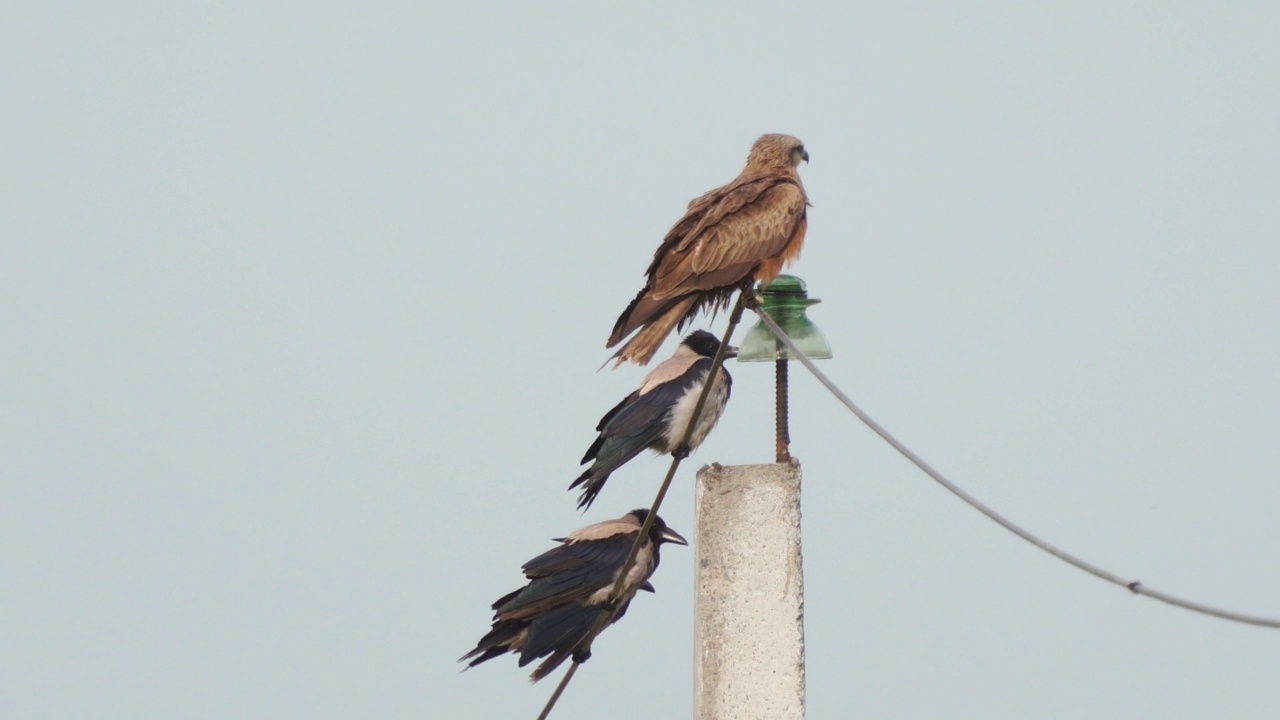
[571,330,735,510]
[459,509,688,682]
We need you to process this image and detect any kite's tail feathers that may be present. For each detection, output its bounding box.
[607,286,654,349]
[608,296,697,367]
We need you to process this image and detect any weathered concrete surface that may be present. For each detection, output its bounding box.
[695,460,804,720]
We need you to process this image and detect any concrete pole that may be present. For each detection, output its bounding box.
[694,460,804,720]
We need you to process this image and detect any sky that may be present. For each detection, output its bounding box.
[4,2,1280,718]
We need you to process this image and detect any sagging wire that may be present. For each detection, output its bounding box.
[751,304,1280,629]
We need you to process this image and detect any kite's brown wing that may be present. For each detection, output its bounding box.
[609,178,806,348]
[651,179,807,302]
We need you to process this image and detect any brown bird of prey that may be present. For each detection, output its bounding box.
[459,509,687,682]
[607,133,810,366]
[571,330,735,510]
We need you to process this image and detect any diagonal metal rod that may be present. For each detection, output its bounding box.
[752,305,1280,629]
[536,294,750,720]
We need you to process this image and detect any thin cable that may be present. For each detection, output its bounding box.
[752,305,1280,629]
[536,296,749,720]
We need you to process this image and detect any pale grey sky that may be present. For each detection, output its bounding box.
[4,2,1280,718]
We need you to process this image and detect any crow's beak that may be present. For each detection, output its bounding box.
[659,526,688,546]
[722,344,739,359]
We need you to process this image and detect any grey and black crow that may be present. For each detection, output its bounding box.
[571,330,735,510]
[459,509,687,682]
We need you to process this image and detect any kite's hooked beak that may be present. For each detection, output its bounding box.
[801,149,810,163]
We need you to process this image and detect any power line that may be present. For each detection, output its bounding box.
[537,293,1277,719]
[751,306,1280,629]
[535,296,750,720]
